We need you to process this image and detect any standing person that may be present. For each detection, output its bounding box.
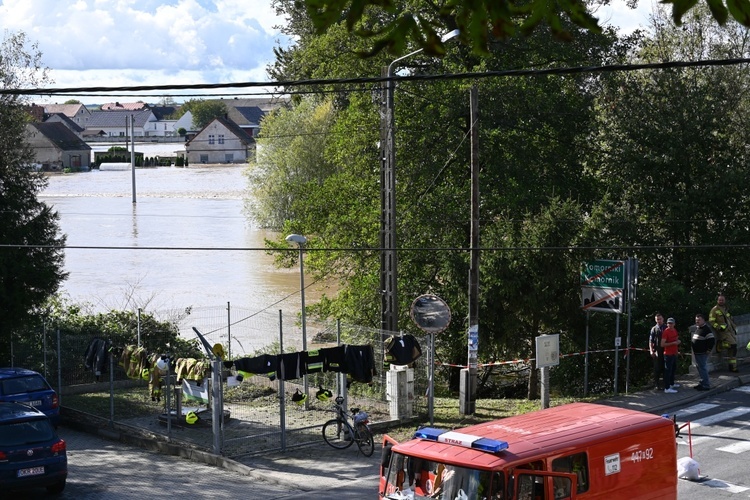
[648,313,667,390]
[691,314,716,391]
[709,293,739,372]
[661,318,681,393]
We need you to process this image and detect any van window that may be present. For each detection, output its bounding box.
[383,452,492,499]
[490,471,505,499]
[551,453,589,494]
[516,473,546,500]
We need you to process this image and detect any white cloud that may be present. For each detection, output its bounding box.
[596,0,657,35]
[0,0,289,101]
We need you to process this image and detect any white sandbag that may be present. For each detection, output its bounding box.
[677,456,700,480]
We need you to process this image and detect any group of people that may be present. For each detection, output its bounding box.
[649,293,739,393]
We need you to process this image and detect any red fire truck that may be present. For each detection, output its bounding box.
[379,402,677,499]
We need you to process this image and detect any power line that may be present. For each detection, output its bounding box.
[4,58,750,97]
[2,243,750,252]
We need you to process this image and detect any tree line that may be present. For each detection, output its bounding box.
[249,3,750,398]
[4,4,750,399]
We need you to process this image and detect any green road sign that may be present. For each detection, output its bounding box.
[581,260,625,289]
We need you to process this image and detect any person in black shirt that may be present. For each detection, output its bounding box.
[691,313,716,390]
[648,313,666,390]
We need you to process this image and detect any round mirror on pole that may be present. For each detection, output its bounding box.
[410,294,451,334]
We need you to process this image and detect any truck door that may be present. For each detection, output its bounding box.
[512,471,577,500]
[380,434,400,497]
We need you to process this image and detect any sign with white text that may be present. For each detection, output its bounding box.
[581,260,625,289]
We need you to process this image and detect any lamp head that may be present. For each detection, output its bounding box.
[441,29,460,42]
[285,234,307,245]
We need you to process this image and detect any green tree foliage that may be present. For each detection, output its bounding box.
[43,296,202,360]
[174,99,227,129]
[594,4,750,324]
[253,3,624,397]
[248,98,338,229]
[299,0,750,57]
[257,2,750,398]
[63,99,81,104]
[0,31,67,357]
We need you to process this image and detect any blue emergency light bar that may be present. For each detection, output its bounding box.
[414,427,509,453]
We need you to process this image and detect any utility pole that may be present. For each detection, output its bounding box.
[379,30,460,336]
[461,86,480,415]
[130,114,137,204]
[380,66,398,335]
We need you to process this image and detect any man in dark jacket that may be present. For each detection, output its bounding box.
[692,313,716,391]
[648,313,666,390]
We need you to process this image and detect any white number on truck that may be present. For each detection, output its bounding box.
[630,448,654,462]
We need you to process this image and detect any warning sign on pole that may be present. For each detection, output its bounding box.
[581,287,623,313]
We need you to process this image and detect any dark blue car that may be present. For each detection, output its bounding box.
[0,402,67,494]
[0,368,60,426]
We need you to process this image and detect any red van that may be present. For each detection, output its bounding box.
[379,402,677,499]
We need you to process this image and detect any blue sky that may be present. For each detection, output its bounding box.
[0,0,289,103]
[0,0,654,104]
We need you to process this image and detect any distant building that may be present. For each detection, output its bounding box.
[44,113,85,137]
[184,117,253,164]
[100,101,149,111]
[25,103,45,122]
[44,103,92,128]
[173,110,198,136]
[25,122,92,171]
[86,109,159,137]
[226,105,265,138]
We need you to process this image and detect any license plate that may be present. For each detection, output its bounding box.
[18,466,45,478]
[27,400,42,407]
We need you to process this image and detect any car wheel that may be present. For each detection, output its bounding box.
[46,479,66,494]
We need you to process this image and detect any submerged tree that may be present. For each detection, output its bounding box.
[0,31,67,356]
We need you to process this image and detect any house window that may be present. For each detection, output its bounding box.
[218,134,224,144]
[70,155,81,168]
[225,154,233,163]
[200,154,209,164]
[208,134,215,145]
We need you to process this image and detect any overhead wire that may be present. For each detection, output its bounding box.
[4,57,750,97]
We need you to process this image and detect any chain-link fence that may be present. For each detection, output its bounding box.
[17,305,745,458]
[7,305,430,458]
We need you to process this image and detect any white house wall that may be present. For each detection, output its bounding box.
[186,121,249,164]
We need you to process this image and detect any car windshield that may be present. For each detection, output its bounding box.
[384,452,499,499]
[0,419,55,446]
[1,375,49,395]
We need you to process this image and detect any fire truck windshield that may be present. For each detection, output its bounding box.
[383,452,502,499]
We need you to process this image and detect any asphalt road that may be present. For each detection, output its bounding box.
[13,426,300,499]
[674,385,750,498]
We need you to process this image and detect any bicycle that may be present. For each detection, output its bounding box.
[321,395,374,456]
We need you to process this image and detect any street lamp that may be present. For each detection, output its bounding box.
[286,233,308,408]
[380,29,460,334]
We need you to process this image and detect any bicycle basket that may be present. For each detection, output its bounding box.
[354,411,369,424]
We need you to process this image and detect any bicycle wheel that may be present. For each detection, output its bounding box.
[355,423,374,457]
[322,419,354,449]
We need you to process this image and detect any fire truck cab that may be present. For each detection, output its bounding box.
[379,402,677,499]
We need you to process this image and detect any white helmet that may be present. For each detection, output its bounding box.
[156,357,168,372]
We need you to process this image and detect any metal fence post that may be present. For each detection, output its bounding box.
[137,308,142,347]
[56,328,62,406]
[279,309,286,451]
[109,354,115,428]
[227,301,231,362]
[211,358,222,455]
